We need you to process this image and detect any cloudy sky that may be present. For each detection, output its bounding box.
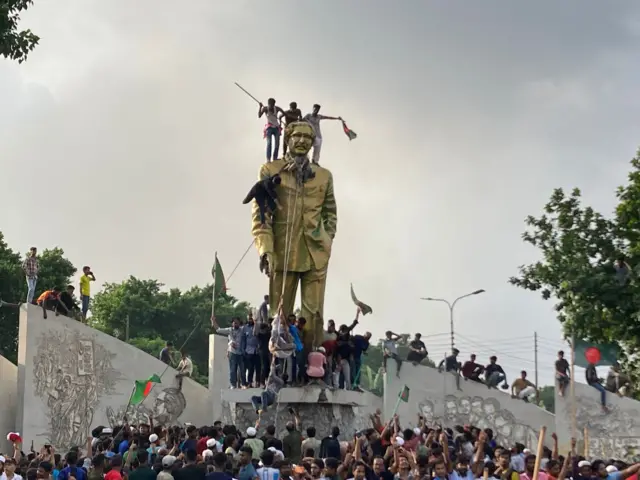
[2,0,640,386]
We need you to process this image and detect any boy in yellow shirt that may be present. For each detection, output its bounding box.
[79,266,96,322]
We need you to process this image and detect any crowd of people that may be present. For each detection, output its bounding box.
[2,406,638,480]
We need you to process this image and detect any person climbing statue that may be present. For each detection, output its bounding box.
[251,121,338,351]
[258,98,285,162]
[303,104,342,164]
[281,102,302,156]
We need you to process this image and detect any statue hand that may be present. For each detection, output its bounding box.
[260,253,273,276]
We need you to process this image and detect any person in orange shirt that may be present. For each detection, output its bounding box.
[36,287,62,319]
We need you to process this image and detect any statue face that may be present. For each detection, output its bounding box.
[288,123,314,155]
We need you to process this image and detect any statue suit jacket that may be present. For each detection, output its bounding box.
[251,158,338,273]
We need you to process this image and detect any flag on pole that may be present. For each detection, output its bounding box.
[398,385,410,403]
[212,254,227,297]
[342,120,357,140]
[573,339,619,368]
[350,283,373,315]
[130,374,162,405]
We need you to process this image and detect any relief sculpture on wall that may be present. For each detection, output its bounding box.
[105,387,187,428]
[418,395,541,448]
[33,329,119,450]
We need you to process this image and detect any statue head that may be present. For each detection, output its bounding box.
[285,121,315,156]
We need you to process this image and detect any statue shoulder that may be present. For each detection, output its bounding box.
[258,160,285,178]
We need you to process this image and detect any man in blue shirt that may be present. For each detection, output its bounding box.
[58,452,87,480]
[117,431,131,455]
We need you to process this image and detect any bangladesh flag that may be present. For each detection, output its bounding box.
[342,120,357,141]
[573,339,619,368]
[130,374,162,405]
[398,385,410,403]
[212,254,227,297]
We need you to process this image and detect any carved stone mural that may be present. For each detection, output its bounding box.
[232,403,370,439]
[419,395,540,447]
[105,387,187,428]
[33,329,119,450]
[571,393,640,462]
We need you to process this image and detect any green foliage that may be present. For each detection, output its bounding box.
[0,0,40,63]
[0,233,76,362]
[360,335,435,396]
[91,277,250,387]
[510,148,640,397]
[537,385,555,413]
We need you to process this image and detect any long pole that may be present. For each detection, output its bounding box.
[570,334,577,439]
[234,82,261,105]
[212,251,218,318]
[125,315,130,342]
[534,331,539,403]
[448,305,454,352]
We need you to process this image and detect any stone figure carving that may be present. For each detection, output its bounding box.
[251,121,338,350]
[422,394,541,448]
[33,330,118,450]
[105,387,187,428]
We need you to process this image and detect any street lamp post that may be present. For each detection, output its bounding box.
[420,289,485,352]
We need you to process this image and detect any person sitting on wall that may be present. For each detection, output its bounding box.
[605,362,632,397]
[484,355,508,390]
[37,287,63,319]
[586,359,608,413]
[511,370,536,403]
[438,348,462,390]
[59,285,81,321]
[406,333,428,365]
[461,354,484,382]
[382,330,402,377]
[176,350,193,391]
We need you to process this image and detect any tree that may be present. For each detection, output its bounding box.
[537,385,555,413]
[360,335,436,396]
[510,149,640,394]
[1,0,39,63]
[90,277,250,387]
[0,232,76,362]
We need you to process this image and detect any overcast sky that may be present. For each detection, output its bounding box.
[2,0,640,386]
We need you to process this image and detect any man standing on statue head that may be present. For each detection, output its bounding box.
[258,98,285,162]
[303,104,342,165]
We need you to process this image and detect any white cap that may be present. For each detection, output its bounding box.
[83,458,92,470]
[413,427,421,435]
[0,456,6,464]
[203,449,213,458]
[540,459,549,471]
[578,461,592,468]
[246,427,257,437]
[318,347,326,353]
[103,428,113,434]
[207,438,217,448]
[395,437,405,446]
[523,449,532,455]
[162,455,176,467]
[606,466,618,473]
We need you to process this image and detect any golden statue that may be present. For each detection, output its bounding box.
[251,121,337,350]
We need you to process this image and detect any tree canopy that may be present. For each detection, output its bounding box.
[0,233,75,361]
[510,148,640,390]
[1,0,39,63]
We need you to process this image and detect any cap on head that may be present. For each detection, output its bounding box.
[162,455,176,467]
[246,427,257,437]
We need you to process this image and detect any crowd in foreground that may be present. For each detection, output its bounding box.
[1,408,638,480]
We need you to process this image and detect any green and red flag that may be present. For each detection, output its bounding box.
[130,374,162,405]
[212,253,227,297]
[573,339,619,368]
[398,385,410,403]
[342,120,357,141]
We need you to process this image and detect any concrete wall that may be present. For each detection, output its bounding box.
[555,381,640,462]
[384,362,555,448]
[0,355,18,453]
[209,332,382,438]
[17,304,211,450]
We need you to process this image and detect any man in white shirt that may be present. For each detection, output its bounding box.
[302,104,342,164]
[176,350,193,391]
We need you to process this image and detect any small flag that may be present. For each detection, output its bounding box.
[130,374,162,405]
[350,283,373,315]
[398,385,410,403]
[212,254,227,297]
[573,339,619,368]
[342,120,357,141]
